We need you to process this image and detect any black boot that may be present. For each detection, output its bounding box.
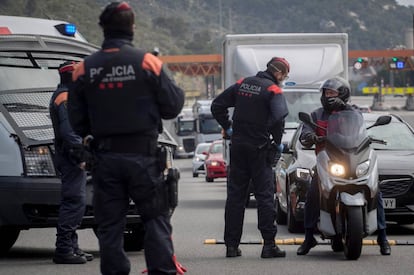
[297,230,317,255]
[378,240,391,255]
[377,229,391,256]
[261,240,286,258]
[261,244,286,258]
[226,246,242,257]
[53,252,87,264]
[74,248,94,261]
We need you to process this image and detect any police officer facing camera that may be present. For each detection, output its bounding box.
[49,61,93,264]
[67,2,184,274]
[211,57,290,259]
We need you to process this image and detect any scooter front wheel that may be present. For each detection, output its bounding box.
[343,206,363,260]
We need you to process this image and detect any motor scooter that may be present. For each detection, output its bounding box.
[299,110,391,260]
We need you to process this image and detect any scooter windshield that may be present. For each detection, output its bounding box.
[326,110,367,150]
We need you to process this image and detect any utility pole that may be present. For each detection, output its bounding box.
[219,0,222,35]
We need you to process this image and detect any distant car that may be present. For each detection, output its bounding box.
[192,142,211,177]
[275,112,414,232]
[204,140,227,182]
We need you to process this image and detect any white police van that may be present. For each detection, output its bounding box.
[0,16,177,254]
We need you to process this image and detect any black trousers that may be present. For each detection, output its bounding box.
[55,153,86,255]
[225,143,277,247]
[92,152,176,275]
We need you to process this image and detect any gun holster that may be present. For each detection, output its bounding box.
[166,168,180,209]
[157,145,168,171]
[266,142,281,166]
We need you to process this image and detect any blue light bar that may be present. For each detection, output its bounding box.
[54,23,76,37]
[65,24,76,36]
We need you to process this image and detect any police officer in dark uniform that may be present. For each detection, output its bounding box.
[296,76,391,256]
[211,57,290,259]
[49,61,93,264]
[67,2,184,274]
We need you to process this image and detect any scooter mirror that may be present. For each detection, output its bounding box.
[298,112,312,124]
[298,112,325,130]
[366,115,392,130]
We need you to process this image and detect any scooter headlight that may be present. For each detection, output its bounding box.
[356,160,370,177]
[329,163,345,177]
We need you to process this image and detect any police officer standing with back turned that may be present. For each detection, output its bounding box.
[67,2,184,274]
[49,61,93,264]
[211,57,290,259]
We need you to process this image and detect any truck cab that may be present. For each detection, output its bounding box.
[172,108,196,158]
[192,99,222,146]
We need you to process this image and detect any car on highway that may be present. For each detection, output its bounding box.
[204,140,227,182]
[192,142,211,177]
[275,112,414,232]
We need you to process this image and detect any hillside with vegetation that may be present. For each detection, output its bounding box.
[1,0,414,55]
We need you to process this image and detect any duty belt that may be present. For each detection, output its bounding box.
[94,135,157,156]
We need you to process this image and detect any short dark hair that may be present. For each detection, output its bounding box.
[266,57,290,74]
[99,2,134,31]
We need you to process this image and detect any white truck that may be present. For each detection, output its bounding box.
[222,33,348,161]
[221,33,348,204]
[192,99,222,145]
[164,107,196,158]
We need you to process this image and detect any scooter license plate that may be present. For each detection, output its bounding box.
[383,198,396,209]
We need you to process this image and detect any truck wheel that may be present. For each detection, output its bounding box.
[123,225,145,252]
[0,226,20,255]
[205,176,214,182]
[193,172,198,177]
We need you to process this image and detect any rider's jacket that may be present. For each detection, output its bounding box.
[300,104,356,154]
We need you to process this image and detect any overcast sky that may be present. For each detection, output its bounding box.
[397,0,414,6]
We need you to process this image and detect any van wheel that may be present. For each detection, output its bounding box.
[0,226,20,256]
[193,172,198,177]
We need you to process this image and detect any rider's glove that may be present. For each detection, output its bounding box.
[303,132,318,144]
[222,127,233,140]
[276,143,284,153]
[273,143,284,166]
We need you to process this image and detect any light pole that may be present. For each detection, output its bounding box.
[219,0,222,35]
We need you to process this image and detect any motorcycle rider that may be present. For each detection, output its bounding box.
[211,57,289,258]
[297,76,391,256]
